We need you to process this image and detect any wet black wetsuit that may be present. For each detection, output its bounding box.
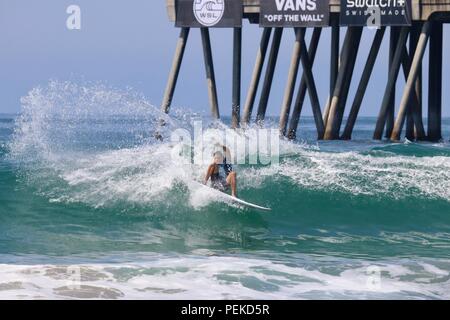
[222,157,233,176]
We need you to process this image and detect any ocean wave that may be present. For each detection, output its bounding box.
[17,139,450,210]
[3,80,450,301]
[8,80,177,162]
[242,147,450,201]
[7,81,450,210]
[0,254,449,299]
[370,143,450,157]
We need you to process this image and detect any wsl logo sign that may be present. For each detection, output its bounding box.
[193,0,225,27]
[175,0,242,28]
[260,0,330,27]
[340,0,412,26]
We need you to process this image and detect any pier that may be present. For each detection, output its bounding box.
[162,1,450,141]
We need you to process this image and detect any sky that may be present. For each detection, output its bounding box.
[0,0,449,117]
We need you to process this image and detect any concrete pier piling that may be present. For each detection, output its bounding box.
[279,28,304,137]
[323,16,340,127]
[342,27,385,140]
[201,28,220,119]
[287,28,322,140]
[242,28,272,126]
[256,28,283,125]
[428,21,443,142]
[391,22,431,141]
[325,27,363,140]
[161,27,190,114]
[384,27,399,138]
[373,27,409,140]
[232,27,242,128]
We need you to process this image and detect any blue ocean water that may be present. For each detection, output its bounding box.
[0,82,450,299]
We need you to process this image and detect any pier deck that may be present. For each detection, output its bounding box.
[166,1,450,22]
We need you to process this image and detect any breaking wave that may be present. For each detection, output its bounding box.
[2,81,450,300]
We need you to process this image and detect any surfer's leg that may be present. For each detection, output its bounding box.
[205,165,216,184]
[226,171,237,198]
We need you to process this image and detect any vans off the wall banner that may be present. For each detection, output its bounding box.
[260,0,330,27]
[175,0,242,28]
[340,0,412,26]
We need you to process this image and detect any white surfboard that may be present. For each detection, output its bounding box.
[194,181,271,211]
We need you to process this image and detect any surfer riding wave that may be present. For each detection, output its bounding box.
[203,145,237,198]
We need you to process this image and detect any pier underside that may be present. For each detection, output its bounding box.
[162,1,450,141]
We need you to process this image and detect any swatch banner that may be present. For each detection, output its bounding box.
[340,0,412,26]
[259,0,330,27]
[175,0,242,28]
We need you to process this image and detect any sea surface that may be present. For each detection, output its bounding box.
[1,82,450,299]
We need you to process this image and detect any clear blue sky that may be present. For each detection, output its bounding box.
[0,0,448,116]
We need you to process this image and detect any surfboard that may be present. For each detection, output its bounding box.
[194,181,271,211]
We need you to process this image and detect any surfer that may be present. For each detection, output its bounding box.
[203,146,237,198]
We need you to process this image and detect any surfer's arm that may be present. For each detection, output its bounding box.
[204,164,215,184]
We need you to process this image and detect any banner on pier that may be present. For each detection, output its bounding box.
[259,0,330,27]
[340,0,412,26]
[175,0,242,28]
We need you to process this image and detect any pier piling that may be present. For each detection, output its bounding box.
[232,27,242,128]
[242,28,272,125]
[201,28,220,119]
[391,22,431,141]
[164,1,449,142]
[406,22,425,140]
[161,27,190,114]
[324,28,354,140]
[287,28,322,140]
[373,27,409,140]
[385,27,399,138]
[323,16,341,127]
[256,28,283,125]
[334,27,363,138]
[279,28,304,136]
[299,30,325,139]
[428,21,443,141]
[342,27,386,140]
[325,27,362,140]
[400,46,426,140]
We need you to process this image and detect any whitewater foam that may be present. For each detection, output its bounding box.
[7,81,450,209]
[241,147,450,201]
[0,254,449,299]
